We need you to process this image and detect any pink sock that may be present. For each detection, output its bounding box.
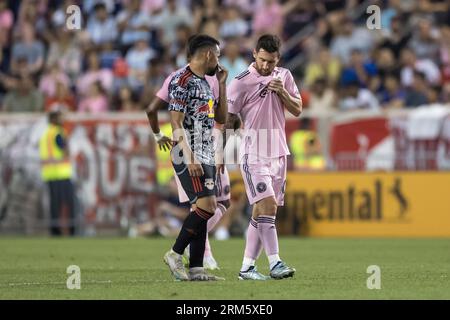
[204,203,226,258]
[257,215,279,256]
[243,218,263,260]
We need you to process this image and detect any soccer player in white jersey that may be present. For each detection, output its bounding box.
[223,34,302,280]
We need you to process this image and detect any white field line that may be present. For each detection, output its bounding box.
[0,279,172,287]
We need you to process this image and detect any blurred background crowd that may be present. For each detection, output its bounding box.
[0,0,449,114]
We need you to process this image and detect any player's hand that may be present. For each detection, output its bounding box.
[216,164,225,175]
[157,136,173,152]
[188,163,204,177]
[216,64,228,85]
[268,78,285,95]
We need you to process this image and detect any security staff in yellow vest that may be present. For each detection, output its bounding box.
[290,118,326,171]
[39,110,75,236]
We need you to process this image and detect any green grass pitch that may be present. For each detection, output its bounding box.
[0,237,449,299]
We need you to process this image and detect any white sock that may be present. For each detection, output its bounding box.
[241,257,256,272]
[268,254,281,270]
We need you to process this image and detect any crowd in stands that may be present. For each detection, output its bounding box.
[0,0,449,114]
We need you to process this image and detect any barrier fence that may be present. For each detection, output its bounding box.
[1,105,449,236]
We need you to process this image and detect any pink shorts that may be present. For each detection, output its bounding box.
[175,166,231,204]
[240,154,287,206]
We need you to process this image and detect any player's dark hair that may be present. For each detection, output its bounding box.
[187,34,220,57]
[255,34,281,54]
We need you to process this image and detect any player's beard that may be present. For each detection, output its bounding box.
[206,64,218,76]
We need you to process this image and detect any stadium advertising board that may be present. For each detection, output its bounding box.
[231,172,450,237]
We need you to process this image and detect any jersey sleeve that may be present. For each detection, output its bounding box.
[156,74,173,103]
[284,70,301,99]
[168,78,189,114]
[227,78,245,115]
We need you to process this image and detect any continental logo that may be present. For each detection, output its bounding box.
[286,178,409,222]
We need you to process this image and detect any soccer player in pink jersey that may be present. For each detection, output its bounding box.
[146,68,234,271]
[224,34,302,280]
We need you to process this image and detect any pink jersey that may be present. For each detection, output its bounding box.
[156,67,219,103]
[227,64,300,160]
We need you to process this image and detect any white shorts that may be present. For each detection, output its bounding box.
[175,166,231,204]
[240,154,287,206]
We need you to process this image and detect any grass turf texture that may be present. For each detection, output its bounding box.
[0,237,449,299]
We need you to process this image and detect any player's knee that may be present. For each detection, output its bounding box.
[218,200,230,210]
[255,198,277,216]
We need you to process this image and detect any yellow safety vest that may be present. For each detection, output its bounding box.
[39,124,73,181]
[290,130,325,170]
[156,123,174,186]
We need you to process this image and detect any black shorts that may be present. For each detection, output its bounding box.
[172,158,217,205]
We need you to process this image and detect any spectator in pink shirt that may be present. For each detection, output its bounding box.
[76,51,113,97]
[78,81,109,113]
[39,64,70,98]
[252,0,283,37]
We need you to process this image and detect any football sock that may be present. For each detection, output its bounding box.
[204,203,226,258]
[172,207,213,255]
[257,215,280,268]
[241,218,262,272]
[241,257,256,273]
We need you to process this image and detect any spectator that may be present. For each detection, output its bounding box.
[308,77,337,115]
[78,81,108,113]
[77,51,113,97]
[3,76,44,112]
[379,15,412,59]
[439,26,450,84]
[304,46,341,87]
[404,71,430,107]
[10,23,45,76]
[140,58,168,106]
[400,47,441,87]
[0,0,14,49]
[46,29,82,84]
[169,24,192,68]
[220,38,248,84]
[408,17,441,61]
[116,0,152,48]
[125,38,156,91]
[330,16,375,65]
[339,81,380,111]
[114,86,140,112]
[152,0,193,46]
[193,0,219,32]
[219,6,248,39]
[379,74,405,109]
[39,64,71,98]
[340,49,378,88]
[86,2,118,49]
[45,81,76,112]
[252,0,284,37]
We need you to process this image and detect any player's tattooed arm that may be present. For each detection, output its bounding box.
[146,97,172,151]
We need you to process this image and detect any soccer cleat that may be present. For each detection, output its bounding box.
[189,267,225,281]
[203,255,220,270]
[269,261,296,279]
[163,250,189,281]
[238,266,270,280]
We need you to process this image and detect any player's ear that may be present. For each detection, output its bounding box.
[253,49,257,60]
